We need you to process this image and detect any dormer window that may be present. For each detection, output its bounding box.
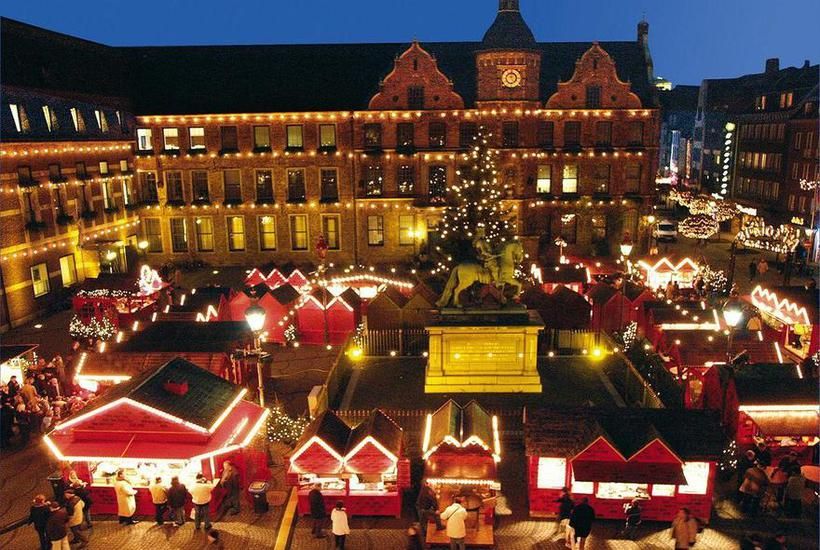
[779,92,793,109]
[9,104,29,133]
[408,86,425,109]
[70,108,86,132]
[94,110,109,132]
[42,105,58,132]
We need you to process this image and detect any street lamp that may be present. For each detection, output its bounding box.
[244,303,267,406]
[619,242,634,258]
[722,299,743,363]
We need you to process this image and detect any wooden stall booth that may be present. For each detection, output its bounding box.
[533,263,591,295]
[746,285,819,362]
[525,408,724,522]
[72,269,168,330]
[586,280,651,334]
[422,400,501,548]
[0,344,38,384]
[636,257,700,290]
[45,357,270,516]
[287,409,410,517]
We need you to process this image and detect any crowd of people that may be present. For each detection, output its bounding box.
[1,354,92,450]
[737,442,807,519]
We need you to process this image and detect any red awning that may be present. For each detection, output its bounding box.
[746,410,819,438]
[572,460,686,485]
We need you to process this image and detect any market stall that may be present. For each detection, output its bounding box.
[586,281,650,334]
[71,267,168,330]
[531,263,591,295]
[259,284,301,343]
[422,400,500,548]
[525,408,724,522]
[746,285,819,362]
[44,357,270,516]
[0,344,38,384]
[286,269,310,289]
[287,409,409,517]
[636,257,699,290]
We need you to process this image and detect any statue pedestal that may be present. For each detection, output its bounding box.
[424,307,543,393]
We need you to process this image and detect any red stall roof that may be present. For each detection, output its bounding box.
[423,400,500,462]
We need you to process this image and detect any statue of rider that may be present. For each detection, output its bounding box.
[472,227,498,282]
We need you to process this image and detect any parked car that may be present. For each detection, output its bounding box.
[652,220,678,242]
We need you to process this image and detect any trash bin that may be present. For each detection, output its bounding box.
[47,471,66,504]
[248,481,270,513]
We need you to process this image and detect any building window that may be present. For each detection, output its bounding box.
[9,103,30,133]
[121,179,134,207]
[536,165,552,194]
[227,216,246,251]
[397,123,415,149]
[560,215,577,244]
[220,126,238,152]
[755,95,766,110]
[31,263,50,297]
[625,163,641,193]
[537,121,555,148]
[502,121,519,147]
[364,165,384,196]
[163,128,180,150]
[59,255,77,287]
[595,122,612,146]
[48,163,62,182]
[253,126,271,150]
[364,124,382,148]
[627,122,644,146]
[779,92,793,109]
[536,457,566,489]
[223,170,242,203]
[407,86,425,109]
[42,106,58,132]
[286,125,304,149]
[194,217,214,252]
[69,108,86,132]
[399,215,415,246]
[140,172,159,203]
[287,169,306,202]
[367,215,384,246]
[322,215,341,250]
[562,164,578,194]
[165,171,184,203]
[428,122,446,148]
[585,85,601,108]
[143,218,163,253]
[678,462,709,495]
[429,165,447,203]
[593,165,610,194]
[170,218,188,253]
[319,124,336,148]
[94,110,109,132]
[459,122,478,148]
[289,214,308,250]
[320,168,339,202]
[119,160,129,173]
[592,215,607,242]
[398,165,415,194]
[75,162,88,181]
[564,121,580,147]
[255,170,274,203]
[137,128,153,151]
[191,170,209,202]
[189,127,206,150]
[258,216,277,251]
[102,179,115,210]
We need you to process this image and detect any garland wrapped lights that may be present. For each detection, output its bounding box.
[284,324,296,344]
[69,315,116,341]
[736,218,801,253]
[699,264,729,295]
[265,402,309,446]
[679,214,719,239]
[718,439,738,474]
[620,321,638,352]
[799,179,819,191]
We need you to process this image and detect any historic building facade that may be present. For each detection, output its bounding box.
[0,1,659,329]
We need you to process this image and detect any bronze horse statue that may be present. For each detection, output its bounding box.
[436,240,523,308]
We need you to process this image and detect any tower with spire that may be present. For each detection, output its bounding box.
[476,0,541,106]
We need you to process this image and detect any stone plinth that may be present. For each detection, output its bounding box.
[424,307,543,393]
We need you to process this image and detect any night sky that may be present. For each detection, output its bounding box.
[3,0,817,86]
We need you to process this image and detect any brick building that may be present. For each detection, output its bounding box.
[0,1,659,329]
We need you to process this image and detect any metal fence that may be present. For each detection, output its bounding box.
[360,328,428,356]
[541,329,602,354]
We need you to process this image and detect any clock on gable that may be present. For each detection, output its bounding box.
[501,68,522,88]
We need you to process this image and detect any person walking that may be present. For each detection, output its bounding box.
[27,494,51,550]
[737,450,757,493]
[748,261,758,281]
[114,471,139,525]
[330,501,350,550]
[64,489,88,547]
[440,496,468,550]
[784,466,805,518]
[148,477,169,525]
[739,463,769,516]
[215,461,241,520]
[554,487,574,546]
[406,522,424,550]
[416,480,444,538]
[190,473,215,531]
[758,258,769,276]
[568,497,595,550]
[670,507,698,549]
[618,498,642,539]
[19,377,39,408]
[45,501,70,550]
[167,476,189,526]
[308,484,327,538]
[68,471,92,528]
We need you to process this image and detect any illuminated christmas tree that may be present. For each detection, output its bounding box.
[437,126,514,264]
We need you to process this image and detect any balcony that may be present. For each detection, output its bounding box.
[161,148,182,156]
[80,209,97,221]
[56,213,75,226]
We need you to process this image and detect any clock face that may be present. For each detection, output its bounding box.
[501,68,522,88]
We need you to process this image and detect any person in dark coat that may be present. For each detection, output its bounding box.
[45,501,69,549]
[406,522,424,550]
[755,442,772,467]
[167,476,189,526]
[555,487,574,545]
[736,449,757,492]
[28,494,51,550]
[569,497,595,550]
[7,376,20,398]
[308,484,327,538]
[215,461,241,520]
[415,480,443,538]
[748,261,757,281]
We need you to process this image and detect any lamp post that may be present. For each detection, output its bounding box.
[645,215,656,253]
[244,303,267,407]
[722,300,743,364]
[617,241,633,331]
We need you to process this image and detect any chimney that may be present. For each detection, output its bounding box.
[765,58,780,74]
[803,59,811,68]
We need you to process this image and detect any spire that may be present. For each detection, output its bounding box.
[499,0,520,10]
[482,0,536,50]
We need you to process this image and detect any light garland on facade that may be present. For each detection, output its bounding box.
[736,218,801,253]
[679,214,719,239]
[799,179,818,191]
[0,218,140,262]
[0,143,132,157]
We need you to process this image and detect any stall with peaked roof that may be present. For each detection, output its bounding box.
[637,257,700,290]
[745,284,820,361]
[534,263,591,294]
[525,408,724,521]
[44,357,270,516]
[244,268,268,287]
[327,290,360,344]
[259,284,301,343]
[366,287,408,330]
[586,281,649,334]
[286,268,310,289]
[72,270,168,330]
[287,409,409,517]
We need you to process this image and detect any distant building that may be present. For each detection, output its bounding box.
[653,77,673,91]
[658,85,699,185]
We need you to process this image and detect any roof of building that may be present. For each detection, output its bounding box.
[298,410,352,457]
[269,284,300,306]
[540,264,590,284]
[586,282,618,304]
[658,84,699,111]
[347,409,403,458]
[69,356,242,429]
[1,17,657,115]
[73,351,228,379]
[480,2,537,51]
[732,363,817,406]
[0,344,38,364]
[703,61,819,114]
[117,321,252,352]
